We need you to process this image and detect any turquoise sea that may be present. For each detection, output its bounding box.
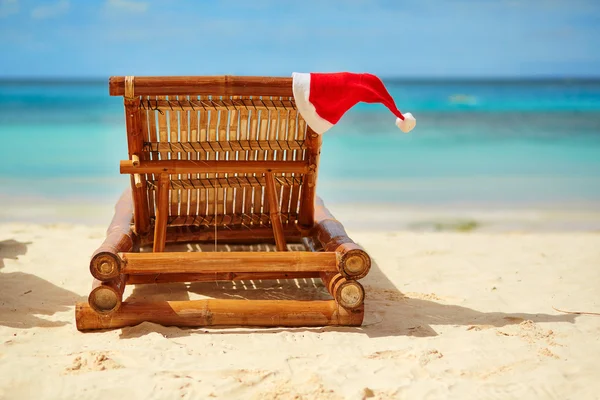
[1,79,599,222]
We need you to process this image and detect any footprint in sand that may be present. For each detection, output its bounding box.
[224,369,274,387]
[366,349,413,360]
[64,351,122,374]
[419,349,444,366]
[467,325,496,331]
[539,347,560,359]
[496,320,561,346]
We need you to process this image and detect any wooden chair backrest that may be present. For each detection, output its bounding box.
[110,76,321,235]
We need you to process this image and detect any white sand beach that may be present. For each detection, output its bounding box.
[1,213,599,399]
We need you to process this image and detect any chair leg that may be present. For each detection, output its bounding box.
[153,173,169,252]
[265,172,287,251]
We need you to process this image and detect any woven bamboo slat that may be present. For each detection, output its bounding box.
[179,95,190,217]
[217,104,228,218]
[197,96,209,218]
[254,108,269,219]
[235,103,250,217]
[279,109,295,217]
[206,105,218,218]
[244,108,257,221]
[168,97,179,216]
[188,96,199,218]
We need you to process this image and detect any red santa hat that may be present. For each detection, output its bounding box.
[291,72,416,135]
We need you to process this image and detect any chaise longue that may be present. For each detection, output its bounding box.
[75,76,374,331]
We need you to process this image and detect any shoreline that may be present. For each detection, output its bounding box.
[1,199,599,233]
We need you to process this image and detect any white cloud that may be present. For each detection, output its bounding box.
[31,0,69,19]
[0,0,19,18]
[106,0,148,13]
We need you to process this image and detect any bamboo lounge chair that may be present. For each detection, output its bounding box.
[75,76,373,331]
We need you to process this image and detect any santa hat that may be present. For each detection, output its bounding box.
[291,72,416,135]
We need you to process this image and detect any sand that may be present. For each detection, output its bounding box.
[1,222,599,399]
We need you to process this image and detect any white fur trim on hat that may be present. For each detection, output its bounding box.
[395,112,416,133]
[291,72,334,135]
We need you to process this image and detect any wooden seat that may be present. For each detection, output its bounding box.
[75,76,371,331]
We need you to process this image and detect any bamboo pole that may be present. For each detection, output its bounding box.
[133,174,142,188]
[120,160,309,175]
[298,128,322,230]
[311,197,371,280]
[302,236,323,253]
[89,189,137,281]
[320,272,365,310]
[109,76,294,97]
[153,173,169,252]
[120,252,337,274]
[265,172,287,251]
[75,299,364,331]
[145,95,158,219]
[127,271,319,284]
[89,275,127,314]
[123,77,150,235]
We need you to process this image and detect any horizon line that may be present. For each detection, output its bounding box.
[1,76,600,85]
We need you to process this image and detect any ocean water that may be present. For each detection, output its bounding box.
[1,79,599,216]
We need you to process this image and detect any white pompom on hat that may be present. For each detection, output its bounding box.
[292,72,416,135]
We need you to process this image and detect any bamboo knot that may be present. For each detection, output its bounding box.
[124,76,135,100]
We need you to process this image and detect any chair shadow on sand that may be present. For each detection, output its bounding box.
[119,242,576,339]
[0,239,86,329]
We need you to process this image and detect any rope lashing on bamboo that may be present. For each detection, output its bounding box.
[138,98,297,112]
[146,176,303,191]
[142,140,306,153]
[153,212,298,228]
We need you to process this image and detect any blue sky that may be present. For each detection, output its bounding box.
[0,0,599,78]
